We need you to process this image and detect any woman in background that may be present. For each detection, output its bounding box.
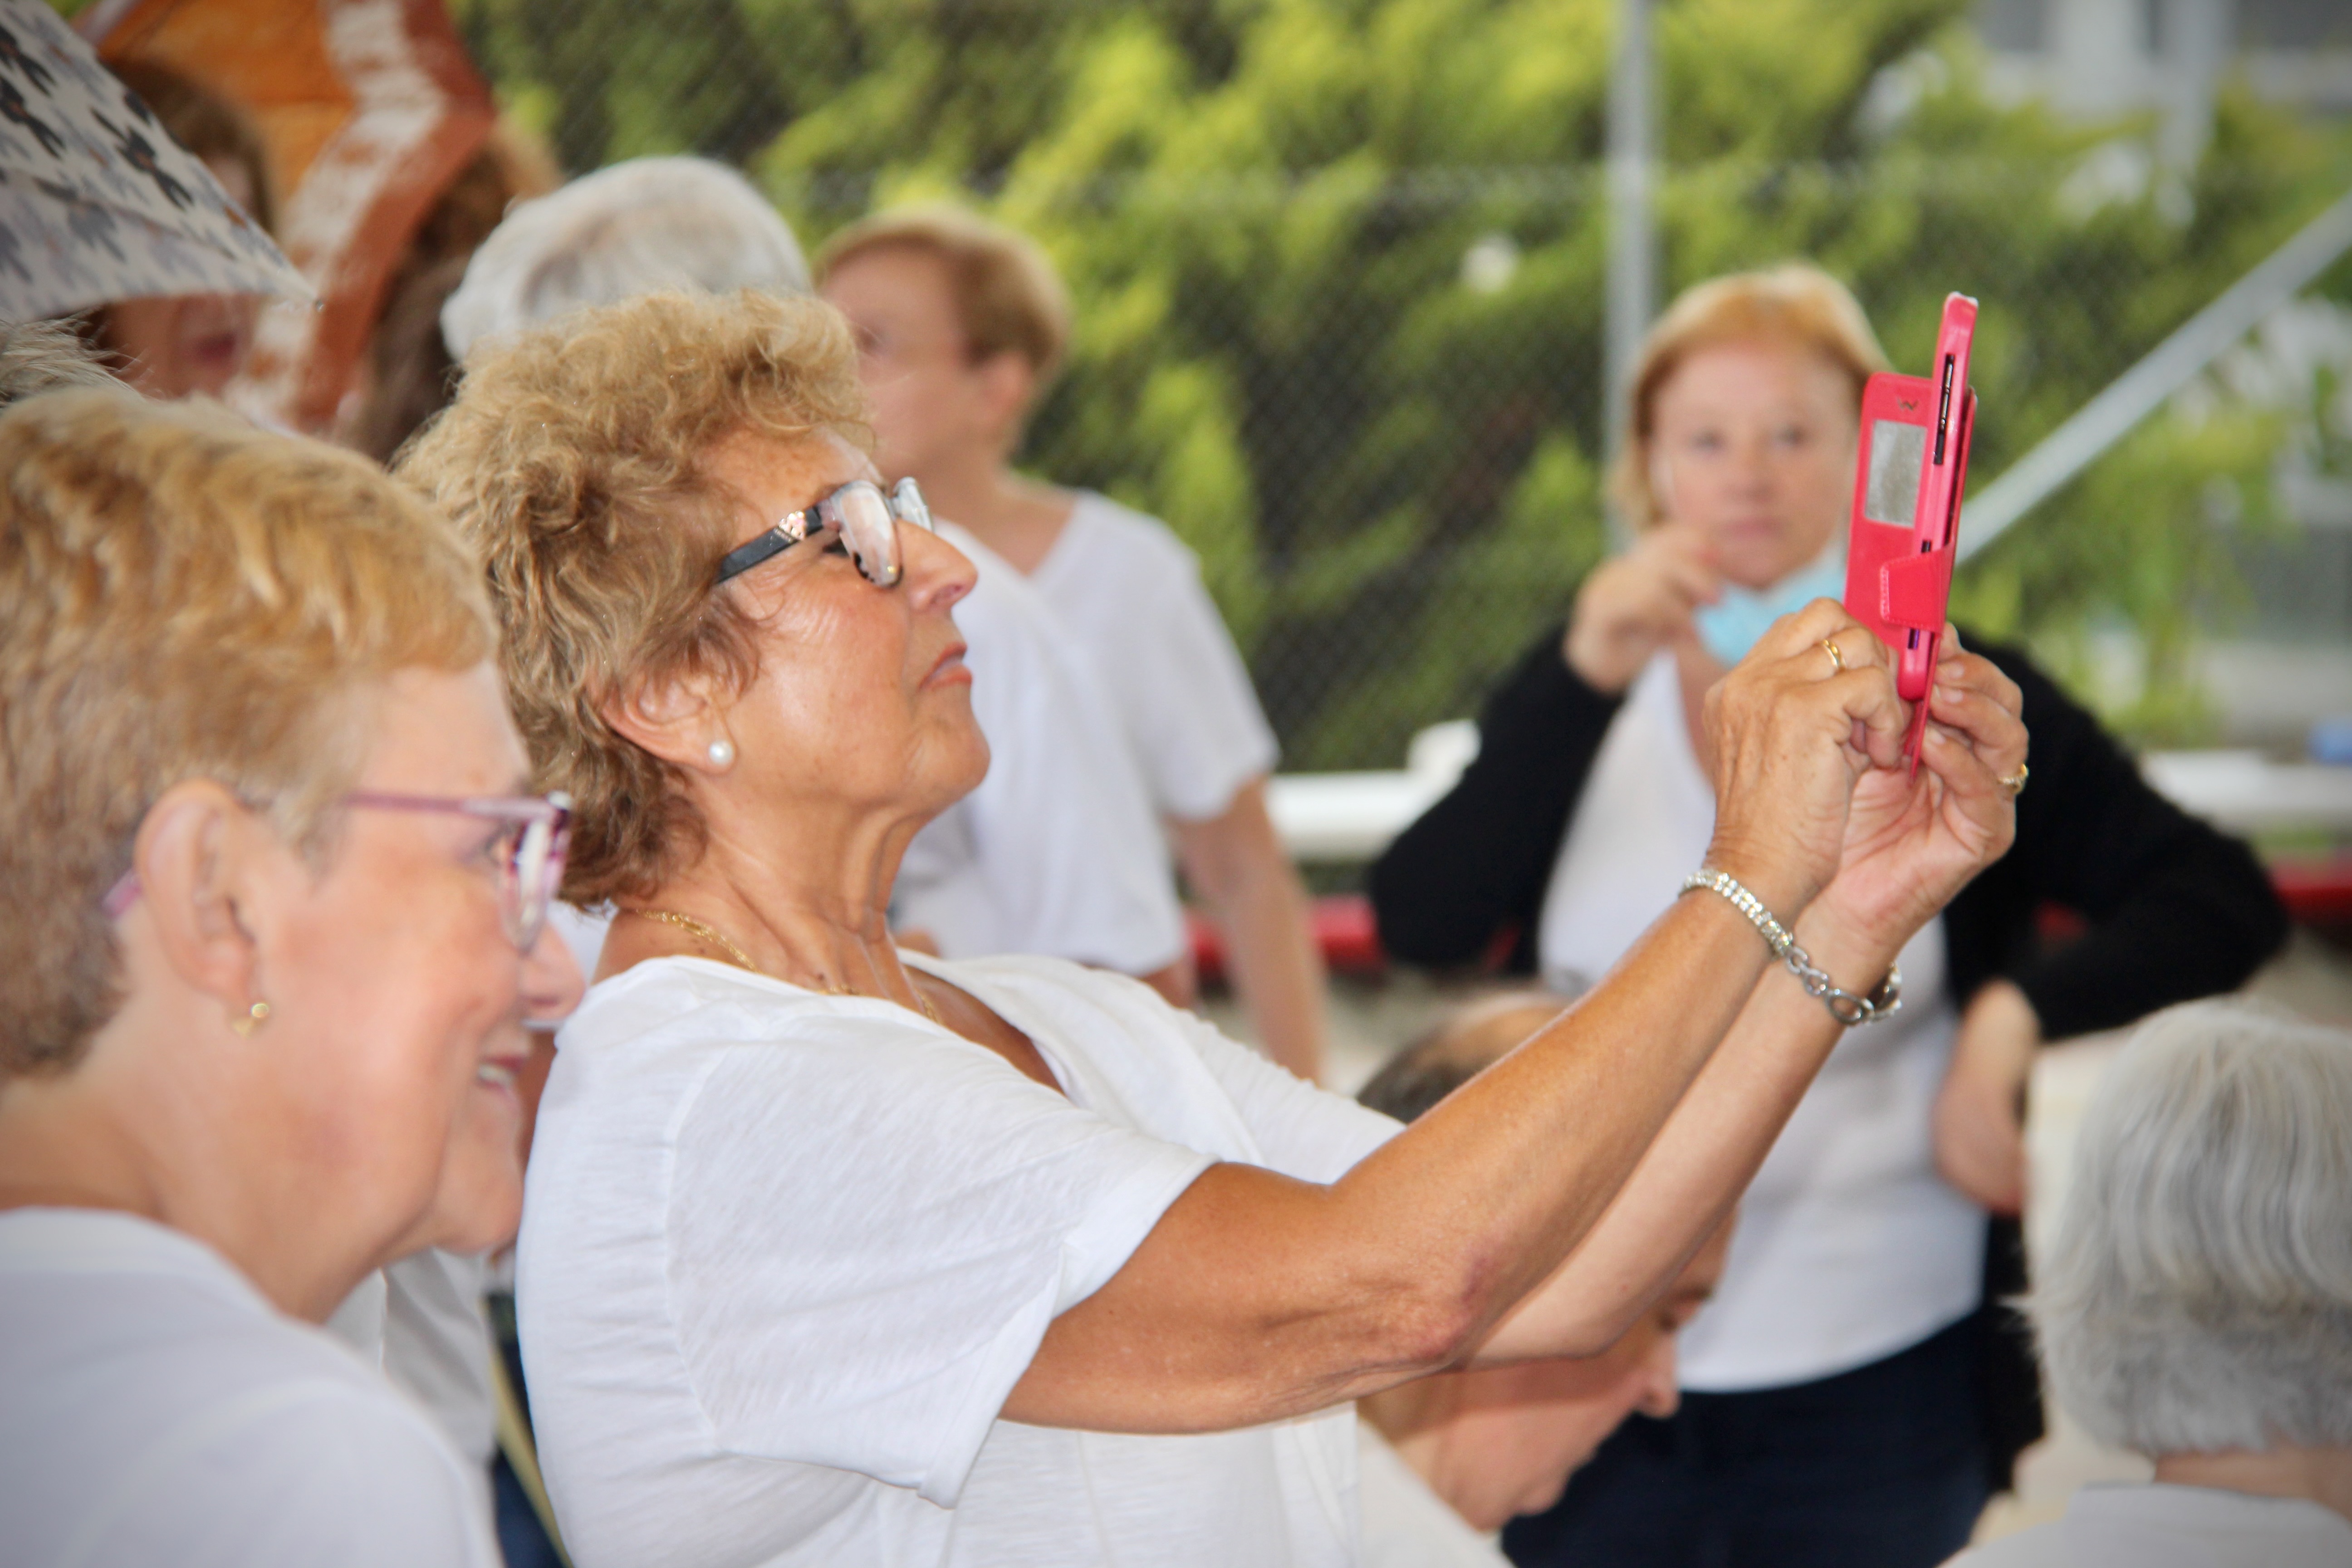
[1372,265,2287,1568]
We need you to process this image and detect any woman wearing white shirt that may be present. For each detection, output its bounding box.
[1372,267,2285,1567]
[0,391,583,1564]
[405,286,2029,1568]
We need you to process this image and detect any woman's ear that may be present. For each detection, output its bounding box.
[603,669,733,776]
[129,779,273,1014]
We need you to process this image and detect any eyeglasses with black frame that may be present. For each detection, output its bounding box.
[714,477,934,589]
[102,790,574,953]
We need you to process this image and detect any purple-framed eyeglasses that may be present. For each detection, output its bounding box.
[103,790,573,951]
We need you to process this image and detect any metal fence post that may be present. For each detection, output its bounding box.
[1604,0,1655,546]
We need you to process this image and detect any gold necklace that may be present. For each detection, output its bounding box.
[632,907,755,971]
[628,907,943,1026]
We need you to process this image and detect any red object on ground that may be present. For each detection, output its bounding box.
[2272,857,2352,926]
[1189,895,1388,986]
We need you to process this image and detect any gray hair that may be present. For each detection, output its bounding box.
[1,320,117,409]
[1357,990,1565,1125]
[439,157,809,360]
[2031,998,2352,1455]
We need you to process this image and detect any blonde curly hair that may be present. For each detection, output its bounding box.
[397,289,868,903]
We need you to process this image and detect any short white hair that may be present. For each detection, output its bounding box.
[439,157,809,360]
[2031,999,2352,1455]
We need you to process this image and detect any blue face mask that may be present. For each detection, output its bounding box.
[1692,549,1848,668]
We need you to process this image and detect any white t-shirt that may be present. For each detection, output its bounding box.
[895,521,1187,973]
[1354,1422,1511,1568]
[324,1248,499,1526]
[0,1207,501,1568]
[518,951,1401,1568]
[1943,1482,2352,1568]
[383,1249,499,1475]
[1535,652,1984,1391]
[1028,491,1279,822]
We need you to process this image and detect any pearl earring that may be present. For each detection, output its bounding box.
[707,738,735,769]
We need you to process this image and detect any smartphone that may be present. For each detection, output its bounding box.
[1843,291,1979,769]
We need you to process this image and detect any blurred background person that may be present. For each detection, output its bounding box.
[345,255,472,464]
[1946,999,2352,1568]
[819,205,1329,1081]
[0,389,581,1563]
[75,60,273,400]
[88,0,556,441]
[441,155,1191,1004]
[331,120,559,457]
[404,284,2029,1567]
[1372,265,2288,1568]
[1351,991,1734,1568]
[438,153,809,353]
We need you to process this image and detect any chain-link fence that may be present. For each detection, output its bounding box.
[454,0,2352,768]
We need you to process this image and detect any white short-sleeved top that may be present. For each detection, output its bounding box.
[1536,652,1983,1391]
[1941,1481,2352,1568]
[894,521,1187,973]
[0,1208,501,1568]
[518,951,1401,1568]
[323,1247,499,1525]
[1028,492,1279,823]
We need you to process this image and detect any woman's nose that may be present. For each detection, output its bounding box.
[1727,435,1774,491]
[522,921,587,1029]
[902,522,977,615]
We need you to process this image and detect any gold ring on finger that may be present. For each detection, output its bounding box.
[1997,764,2029,798]
[1819,637,1847,676]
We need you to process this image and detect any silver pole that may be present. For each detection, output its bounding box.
[1604,0,1655,543]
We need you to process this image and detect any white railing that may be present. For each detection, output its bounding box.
[1270,725,2352,864]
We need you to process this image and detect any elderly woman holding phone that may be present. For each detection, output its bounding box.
[401,287,2025,1568]
[1373,266,2286,1567]
[0,391,582,1562]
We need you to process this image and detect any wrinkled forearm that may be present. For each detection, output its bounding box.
[1004,892,1774,1432]
[1470,971,1837,1362]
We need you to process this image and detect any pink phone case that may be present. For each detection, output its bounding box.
[1843,292,1979,770]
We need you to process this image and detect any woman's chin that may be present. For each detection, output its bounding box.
[926,718,993,803]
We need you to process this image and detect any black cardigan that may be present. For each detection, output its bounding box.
[1368,625,2289,1486]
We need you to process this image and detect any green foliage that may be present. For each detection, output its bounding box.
[454,0,2352,762]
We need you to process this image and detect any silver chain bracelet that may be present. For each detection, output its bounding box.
[1680,868,1902,1028]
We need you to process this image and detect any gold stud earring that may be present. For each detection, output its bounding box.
[229,1000,271,1038]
